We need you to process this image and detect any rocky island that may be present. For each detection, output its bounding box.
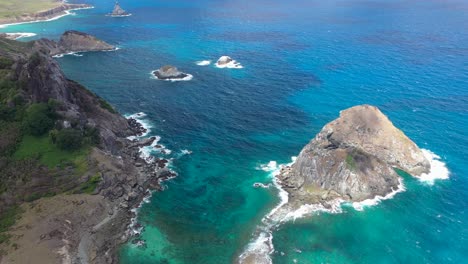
[0,35,173,263]
[277,105,431,209]
[106,1,132,17]
[33,30,116,56]
[0,1,92,26]
[152,65,192,81]
[215,55,243,68]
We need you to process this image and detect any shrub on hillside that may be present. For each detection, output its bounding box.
[23,103,55,136]
[55,128,83,150]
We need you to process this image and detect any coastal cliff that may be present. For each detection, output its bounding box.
[277,105,431,208]
[34,30,116,56]
[0,3,92,26]
[0,35,171,263]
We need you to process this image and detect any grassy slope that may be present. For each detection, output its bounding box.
[0,0,62,20]
[13,135,90,173]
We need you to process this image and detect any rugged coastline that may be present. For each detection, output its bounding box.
[35,30,117,56]
[0,2,93,28]
[0,34,173,263]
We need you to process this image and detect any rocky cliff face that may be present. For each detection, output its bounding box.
[33,30,115,56]
[58,30,115,53]
[0,36,172,263]
[277,105,430,206]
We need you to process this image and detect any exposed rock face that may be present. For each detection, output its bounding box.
[277,105,431,206]
[34,30,115,56]
[58,30,115,53]
[216,56,233,65]
[107,2,131,17]
[152,65,189,80]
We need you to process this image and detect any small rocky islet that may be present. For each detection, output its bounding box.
[277,104,431,209]
[152,65,191,80]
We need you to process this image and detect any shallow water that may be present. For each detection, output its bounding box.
[2,0,467,263]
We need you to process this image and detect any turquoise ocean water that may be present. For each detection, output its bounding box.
[2,0,467,263]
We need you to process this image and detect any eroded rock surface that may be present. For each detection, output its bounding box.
[277,105,430,207]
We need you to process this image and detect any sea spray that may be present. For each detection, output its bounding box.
[350,178,406,211]
[418,149,450,184]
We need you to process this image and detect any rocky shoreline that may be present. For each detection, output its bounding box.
[0,34,175,263]
[0,3,93,27]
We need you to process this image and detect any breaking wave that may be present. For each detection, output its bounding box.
[417,149,450,184]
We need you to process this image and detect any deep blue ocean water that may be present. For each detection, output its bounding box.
[2,0,467,263]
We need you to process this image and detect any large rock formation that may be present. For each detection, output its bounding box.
[58,30,115,53]
[34,30,115,56]
[277,105,431,206]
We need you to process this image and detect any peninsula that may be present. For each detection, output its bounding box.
[0,0,92,27]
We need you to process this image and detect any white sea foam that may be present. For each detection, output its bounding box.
[284,198,345,222]
[4,32,37,40]
[350,178,406,211]
[125,112,151,138]
[139,136,162,162]
[240,158,295,264]
[179,149,193,156]
[53,46,119,58]
[417,149,450,185]
[196,60,211,66]
[150,71,193,82]
[0,6,94,28]
[253,182,271,189]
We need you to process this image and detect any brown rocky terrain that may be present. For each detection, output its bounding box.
[277,105,431,208]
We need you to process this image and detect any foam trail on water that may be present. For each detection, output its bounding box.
[417,149,450,184]
[239,157,295,264]
[53,47,119,58]
[196,60,211,66]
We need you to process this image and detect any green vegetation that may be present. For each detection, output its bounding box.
[13,134,89,169]
[55,128,83,150]
[0,206,23,245]
[75,174,101,194]
[22,103,55,136]
[346,154,357,170]
[0,0,61,20]
[98,97,117,113]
